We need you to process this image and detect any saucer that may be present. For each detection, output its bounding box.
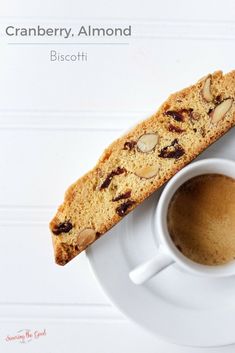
[87,128,235,347]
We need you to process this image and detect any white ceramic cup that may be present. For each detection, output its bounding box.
[129,158,235,285]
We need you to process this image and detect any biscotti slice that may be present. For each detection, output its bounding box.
[50,70,235,265]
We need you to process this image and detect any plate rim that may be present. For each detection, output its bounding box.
[87,224,235,347]
[86,130,235,347]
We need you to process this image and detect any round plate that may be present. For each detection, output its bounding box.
[87,129,235,347]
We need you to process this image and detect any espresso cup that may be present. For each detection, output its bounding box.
[129,158,235,285]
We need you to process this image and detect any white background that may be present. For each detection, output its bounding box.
[0,0,235,352]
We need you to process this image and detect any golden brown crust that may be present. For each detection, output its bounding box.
[49,70,235,265]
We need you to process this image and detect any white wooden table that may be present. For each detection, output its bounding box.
[1,0,235,351]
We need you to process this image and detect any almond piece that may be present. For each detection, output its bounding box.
[135,165,159,179]
[137,133,159,153]
[210,98,233,124]
[202,75,213,102]
[77,228,96,248]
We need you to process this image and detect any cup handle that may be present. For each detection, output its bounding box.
[129,250,174,285]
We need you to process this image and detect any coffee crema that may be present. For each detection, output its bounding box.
[167,174,235,265]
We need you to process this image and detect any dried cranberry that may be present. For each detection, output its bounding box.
[52,221,73,235]
[165,110,184,122]
[168,124,184,133]
[100,175,113,189]
[159,139,185,159]
[100,167,126,189]
[214,95,222,104]
[169,147,185,159]
[208,109,213,115]
[112,190,131,202]
[165,109,193,122]
[116,200,135,217]
[123,141,136,150]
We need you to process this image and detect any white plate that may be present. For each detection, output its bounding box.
[87,128,235,347]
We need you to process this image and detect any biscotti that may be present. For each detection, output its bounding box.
[50,70,235,265]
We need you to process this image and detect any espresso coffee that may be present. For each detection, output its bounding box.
[167,174,235,265]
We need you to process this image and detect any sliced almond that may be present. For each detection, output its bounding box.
[202,75,213,102]
[135,165,159,179]
[137,133,159,153]
[77,228,96,248]
[210,98,233,124]
[190,111,200,121]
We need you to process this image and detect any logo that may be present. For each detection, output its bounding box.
[5,328,46,344]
